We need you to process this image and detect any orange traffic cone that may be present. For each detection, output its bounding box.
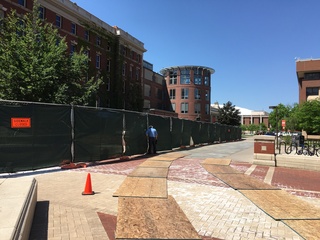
[82,173,95,195]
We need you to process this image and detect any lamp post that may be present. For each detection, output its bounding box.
[269,105,279,150]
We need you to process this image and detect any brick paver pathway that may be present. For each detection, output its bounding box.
[28,139,320,240]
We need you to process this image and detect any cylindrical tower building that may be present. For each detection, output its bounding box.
[160,65,215,122]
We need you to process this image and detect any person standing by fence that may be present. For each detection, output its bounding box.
[146,125,158,154]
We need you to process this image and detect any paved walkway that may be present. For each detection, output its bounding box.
[10,136,320,239]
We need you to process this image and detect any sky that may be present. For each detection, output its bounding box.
[73,0,320,112]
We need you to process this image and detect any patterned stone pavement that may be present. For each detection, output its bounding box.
[26,137,320,239]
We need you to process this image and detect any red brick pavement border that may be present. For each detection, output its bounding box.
[231,162,320,198]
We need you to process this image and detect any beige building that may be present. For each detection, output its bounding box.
[211,103,269,126]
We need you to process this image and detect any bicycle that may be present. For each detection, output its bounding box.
[285,142,308,155]
[304,144,320,157]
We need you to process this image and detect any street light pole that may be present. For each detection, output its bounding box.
[269,105,279,150]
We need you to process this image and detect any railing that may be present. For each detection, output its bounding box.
[278,141,320,157]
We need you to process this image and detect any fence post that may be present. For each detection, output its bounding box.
[71,104,74,162]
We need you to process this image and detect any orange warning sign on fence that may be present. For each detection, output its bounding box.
[11,118,31,128]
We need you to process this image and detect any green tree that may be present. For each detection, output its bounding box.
[0,3,101,105]
[285,103,299,131]
[268,104,291,131]
[217,101,241,126]
[258,123,267,132]
[295,99,320,134]
[240,124,248,132]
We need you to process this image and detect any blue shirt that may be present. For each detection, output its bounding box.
[146,127,158,138]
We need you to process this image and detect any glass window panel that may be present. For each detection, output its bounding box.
[56,15,61,28]
[195,89,201,99]
[172,103,176,111]
[71,23,76,34]
[205,90,210,101]
[169,89,176,99]
[180,69,190,84]
[169,70,177,84]
[181,88,189,99]
[96,55,100,69]
[181,103,188,113]
[39,6,45,19]
[194,103,201,114]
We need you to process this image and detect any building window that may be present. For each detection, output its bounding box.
[204,72,210,86]
[85,30,90,41]
[106,77,110,91]
[71,22,76,35]
[96,55,100,69]
[106,59,111,72]
[84,50,90,57]
[169,70,177,84]
[144,100,151,109]
[0,9,4,22]
[195,89,201,99]
[305,72,320,80]
[169,89,176,99]
[18,0,26,7]
[136,68,140,80]
[194,77,202,85]
[96,36,101,46]
[144,84,151,97]
[17,18,25,37]
[70,44,76,54]
[180,69,190,84]
[39,6,45,19]
[181,88,189,99]
[205,104,210,114]
[205,90,210,101]
[83,50,89,65]
[107,41,111,51]
[306,87,319,97]
[130,65,133,78]
[122,63,126,76]
[194,103,201,114]
[194,68,202,85]
[56,15,62,28]
[171,103,176,111]
[181,103,189,113]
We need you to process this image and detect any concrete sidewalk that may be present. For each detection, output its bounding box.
[15,137,320,239]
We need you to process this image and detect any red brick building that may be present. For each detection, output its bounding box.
[160,66,215,122]
[1,0,146,110]
[142,61,176,116]
[296,58,320,103]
